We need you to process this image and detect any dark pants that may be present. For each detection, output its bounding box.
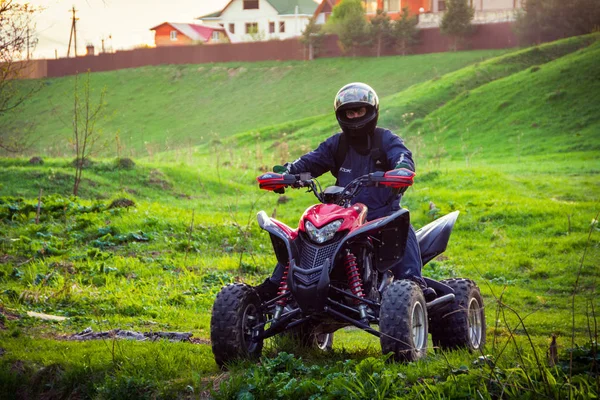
[269,225,424,286]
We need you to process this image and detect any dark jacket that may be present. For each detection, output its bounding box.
[287,128,414,221]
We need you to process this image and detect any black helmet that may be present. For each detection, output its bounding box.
[334,82,379,138]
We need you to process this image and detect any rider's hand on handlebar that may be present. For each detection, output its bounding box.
[273,165,289,174]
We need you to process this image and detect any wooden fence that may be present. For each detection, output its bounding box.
[18,22,518,80]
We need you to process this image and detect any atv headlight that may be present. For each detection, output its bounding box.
[305,219,343,244]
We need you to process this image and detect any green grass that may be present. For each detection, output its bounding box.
[1,50,506,158]
[174,33,598,170]
[0,35,599,398]
[413,39,600,161]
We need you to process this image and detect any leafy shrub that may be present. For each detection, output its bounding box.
[71,157,94,169]
[115,157,135,170]
[108,198,135,209]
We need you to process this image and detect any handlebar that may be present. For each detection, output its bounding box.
[257,168,415,205]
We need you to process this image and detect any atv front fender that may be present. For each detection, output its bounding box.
[257,211,296,266]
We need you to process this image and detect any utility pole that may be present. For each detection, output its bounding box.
[67,6,79,57]
[26,26,30,60]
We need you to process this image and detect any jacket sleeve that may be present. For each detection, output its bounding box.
[286,134,339,177]
[384,130,415,172]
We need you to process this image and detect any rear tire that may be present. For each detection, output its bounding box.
[379,280,428,362]
[210,283,264,368]
[286,323,334,351]
[430,278,486,351]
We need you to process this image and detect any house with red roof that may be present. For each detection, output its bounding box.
[150,22,230,46]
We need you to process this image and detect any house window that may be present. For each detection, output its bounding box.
[212,31,220,41]
[362,0,378,13]
[243,0,259,9]
[245,22,258,34]
[279,21,285,33]
[383,0,401,12]
[170,30,177,40]
[269,22,275,33]
[438,0,446,10]
[229,23,235,33]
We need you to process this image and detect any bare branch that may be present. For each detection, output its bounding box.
[0,1,43,152]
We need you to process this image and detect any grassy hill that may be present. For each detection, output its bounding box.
[211,33,599,167]
[1,35,599,399]
[1,49,505,158]
[415,39,600,162]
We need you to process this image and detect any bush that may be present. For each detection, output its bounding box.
[71,157,94,169]
[28,157,43,165]
[108,198,135,209]
[115,157,135,170]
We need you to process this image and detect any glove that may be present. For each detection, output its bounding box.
[273,165,289,174]
[394,162,411,170]
[392,164,413,195]
[273,165,290,194]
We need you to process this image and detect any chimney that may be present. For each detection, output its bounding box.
[86,44,95,56]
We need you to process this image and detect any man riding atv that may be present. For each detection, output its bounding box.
[255,82,435,302]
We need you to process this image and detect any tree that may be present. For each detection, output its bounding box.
[325,0,371,56]
[300,17,324,60]
[72,72,106,196]
[513,0,550,44]
[369,9,393,57]
[0,1,40,153]
[440,0,474,50]
[393,7,419,55]
[515,0,600,45]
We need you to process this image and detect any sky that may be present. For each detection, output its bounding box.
[25,0,230,59]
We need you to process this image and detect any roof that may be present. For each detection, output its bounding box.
[150,23,226,42]
[269,0,319,15]
[196,0,319,19]
[313,0,336,17]
[196,10,222,19]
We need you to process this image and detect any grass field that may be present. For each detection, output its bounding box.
[0,34,599,399]
[1,49,506,158]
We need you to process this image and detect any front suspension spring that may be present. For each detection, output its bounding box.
[276,263,290,307]
[344,250,364,303]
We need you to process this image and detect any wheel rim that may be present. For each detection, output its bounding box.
[316,333,332,350]
[412,301,427,351]
[242,303,260,353]
[468,297,483,349]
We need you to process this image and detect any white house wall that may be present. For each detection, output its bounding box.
[470,0,519,11]
[202,0,313,41]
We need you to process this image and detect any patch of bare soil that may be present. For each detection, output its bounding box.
[0,306,20,329]
[148,169,173,190]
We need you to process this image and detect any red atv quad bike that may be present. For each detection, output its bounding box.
[210,169,485,367]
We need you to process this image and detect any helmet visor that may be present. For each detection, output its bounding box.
[334,86,378,111]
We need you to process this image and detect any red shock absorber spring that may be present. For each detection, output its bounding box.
[276,263,290,307]
[344,251,364,303]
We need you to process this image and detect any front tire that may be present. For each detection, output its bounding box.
[429,278,486,351]
[210,283,264,368]
[379,280,428,362]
